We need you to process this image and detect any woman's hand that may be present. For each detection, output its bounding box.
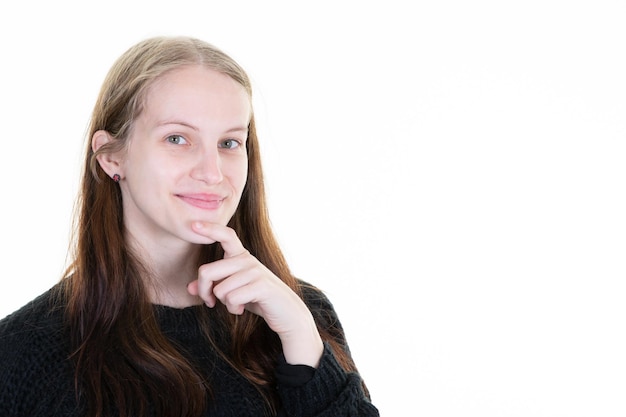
[186,221,324,367]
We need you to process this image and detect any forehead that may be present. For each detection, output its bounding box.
[140,65,251,125]
[147,65,249,101]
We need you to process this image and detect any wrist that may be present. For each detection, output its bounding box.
[279,324,324,368]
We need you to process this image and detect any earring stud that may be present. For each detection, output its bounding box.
[112,174,121,183]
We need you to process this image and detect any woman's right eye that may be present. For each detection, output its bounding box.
[166,135,188,145]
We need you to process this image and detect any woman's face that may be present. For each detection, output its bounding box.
[117,65,251,247]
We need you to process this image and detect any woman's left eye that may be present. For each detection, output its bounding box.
[220,139,241,149]
[166,135,188,145]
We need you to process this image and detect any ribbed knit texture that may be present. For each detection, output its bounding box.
[0,285,379,416]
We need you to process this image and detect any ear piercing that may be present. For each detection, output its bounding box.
[112,174,121,183]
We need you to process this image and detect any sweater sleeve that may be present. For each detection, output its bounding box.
[277,343,379,417]
[274,282,379,417]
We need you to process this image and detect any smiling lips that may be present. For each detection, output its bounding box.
[176,193,225,210]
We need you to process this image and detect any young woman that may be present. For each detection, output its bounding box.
[0,36,378,416]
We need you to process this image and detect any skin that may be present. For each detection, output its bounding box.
[93,65,323,367]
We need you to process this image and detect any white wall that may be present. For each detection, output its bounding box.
[1,1,625,416]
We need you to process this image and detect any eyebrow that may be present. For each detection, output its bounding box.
[157,120,248,134]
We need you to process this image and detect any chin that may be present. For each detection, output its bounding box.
[185,233,217,245]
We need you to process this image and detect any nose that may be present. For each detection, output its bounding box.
[190,147,224,184]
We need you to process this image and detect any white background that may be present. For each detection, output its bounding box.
[1,1,625,416]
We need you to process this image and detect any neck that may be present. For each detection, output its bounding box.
[127,232,205,308]
[149,253,204,308]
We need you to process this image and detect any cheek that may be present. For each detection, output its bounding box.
[237,161,249,191]
[225,157,249,189]
[125,153,181,188]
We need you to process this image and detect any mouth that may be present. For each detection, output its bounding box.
[176,193,225,210]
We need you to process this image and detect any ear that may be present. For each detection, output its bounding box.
[92,130,124,180]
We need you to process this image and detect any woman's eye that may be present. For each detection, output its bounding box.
[220,139,241,149]
[166,135,187,145]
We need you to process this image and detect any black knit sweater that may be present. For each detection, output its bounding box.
[0,284,378,416]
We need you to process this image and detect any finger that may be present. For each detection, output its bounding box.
[197,255,254,286]
[191,222,247,258]
[194,255,253,307]
[213,272,261,316]
[187,280,199,296]
[190,262,220,308]
[185,279,212,307]
[211,266,258,302]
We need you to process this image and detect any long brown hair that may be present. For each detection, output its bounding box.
[58,36,358,417]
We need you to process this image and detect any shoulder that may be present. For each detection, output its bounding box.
[0,286,69,366]
[0,287,66,342]
[297,279,338,319]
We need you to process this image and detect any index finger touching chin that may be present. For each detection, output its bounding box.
[192,221,246,258]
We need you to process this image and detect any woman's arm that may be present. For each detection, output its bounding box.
[274,283,379,417]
